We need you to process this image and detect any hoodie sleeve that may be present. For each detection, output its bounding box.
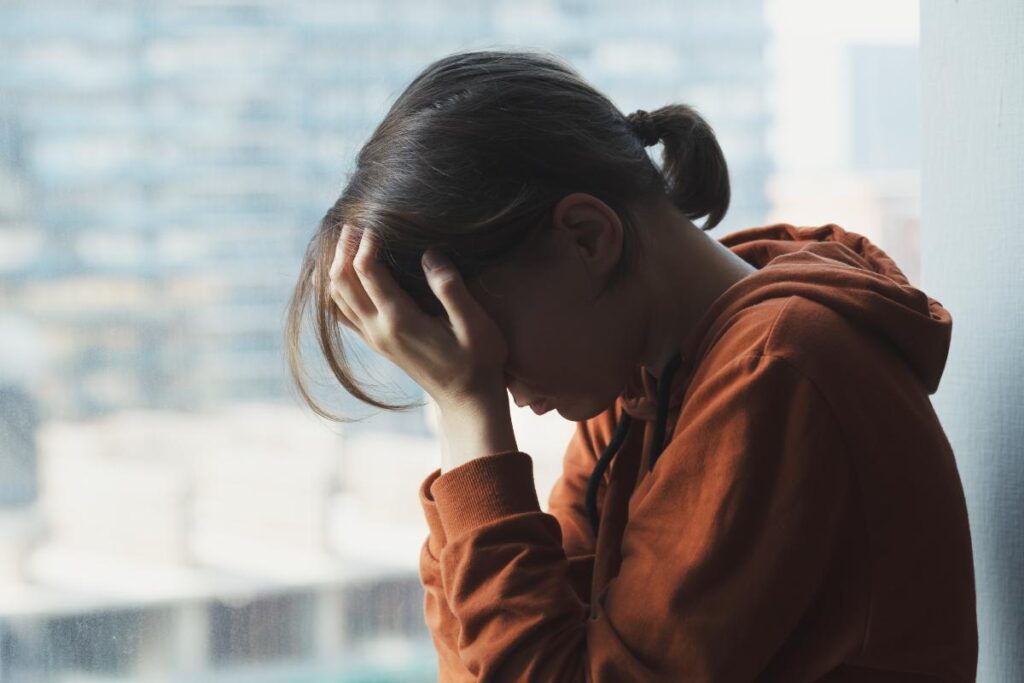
[417,415,604,681]
[421,352,854,681]
[418,474,477,682]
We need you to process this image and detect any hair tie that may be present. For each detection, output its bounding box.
[627,109,659,147]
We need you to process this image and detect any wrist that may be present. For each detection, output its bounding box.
[437,390,518,473]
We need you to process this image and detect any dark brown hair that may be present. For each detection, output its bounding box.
[285,48,730,423]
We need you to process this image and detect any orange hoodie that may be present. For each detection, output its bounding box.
[417,223,978,682]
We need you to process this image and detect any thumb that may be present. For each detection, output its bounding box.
[422,248,478,342]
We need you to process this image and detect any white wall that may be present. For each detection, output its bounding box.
[921,2,1024,680]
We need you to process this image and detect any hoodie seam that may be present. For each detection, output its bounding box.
[758,295,798,357]
[672,297,796,415]
[754,351,872,660]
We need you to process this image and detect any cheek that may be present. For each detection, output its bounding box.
[489,275,600,393]
[501,310,564,382]
[505,311,592,390]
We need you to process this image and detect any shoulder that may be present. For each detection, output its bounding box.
[694,296,905,427]
[696,295,892,396]
[703,295,878,368]
[759,295,900,389]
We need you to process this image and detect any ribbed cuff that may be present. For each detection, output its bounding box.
[429,450,541,541]
[418,466,447,559]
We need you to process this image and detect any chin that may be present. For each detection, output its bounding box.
[555,395,602,422]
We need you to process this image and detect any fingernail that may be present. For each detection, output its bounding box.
[422,249,443,272]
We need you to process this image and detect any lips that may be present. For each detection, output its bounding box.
[529,399,552,415]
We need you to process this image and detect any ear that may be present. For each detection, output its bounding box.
[551,192,624,280]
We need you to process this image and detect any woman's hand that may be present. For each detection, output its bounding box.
[317,223,510,414]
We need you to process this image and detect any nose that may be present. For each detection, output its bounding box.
[503,369,532,408]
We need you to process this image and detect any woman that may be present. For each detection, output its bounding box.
[286,50,977,682]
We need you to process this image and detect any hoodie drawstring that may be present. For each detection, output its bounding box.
[585,351,684,539]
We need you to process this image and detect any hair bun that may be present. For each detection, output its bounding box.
[627,109,659,147]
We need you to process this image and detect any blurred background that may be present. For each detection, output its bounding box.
[0,0,929,681]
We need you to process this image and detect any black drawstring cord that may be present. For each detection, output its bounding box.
[648,351,683,472]
[584,351,684,539]
[585,407,632,539]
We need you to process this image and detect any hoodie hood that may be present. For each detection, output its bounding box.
[620,222,952,421]
[585,222,953,538]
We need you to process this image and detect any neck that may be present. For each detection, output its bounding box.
[637,202,757,380]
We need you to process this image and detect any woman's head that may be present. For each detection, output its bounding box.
[285,48,730,423]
